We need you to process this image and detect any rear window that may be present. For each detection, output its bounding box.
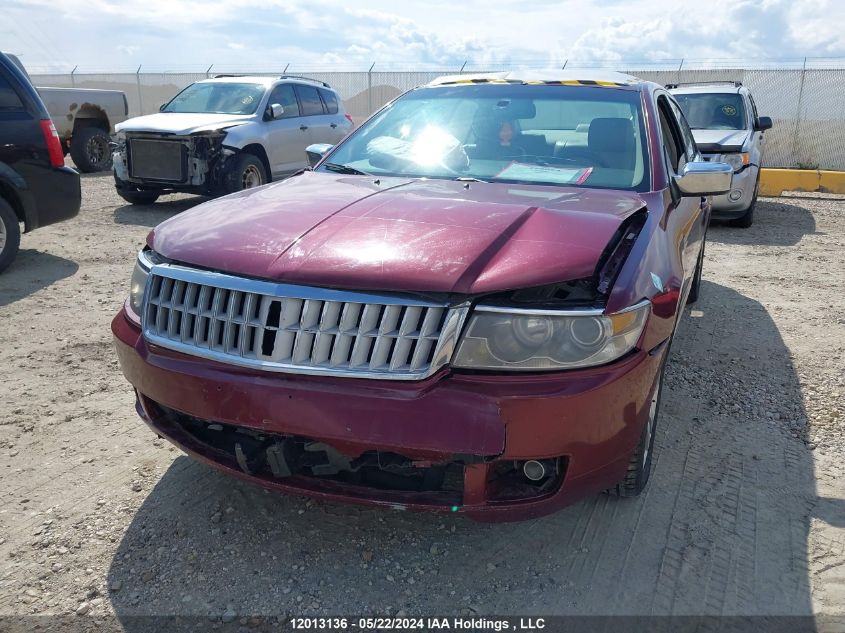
[295,85,324,116]
[0,73,24,111]
[319,88,339,114]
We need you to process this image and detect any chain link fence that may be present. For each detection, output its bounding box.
[30,63,845,170]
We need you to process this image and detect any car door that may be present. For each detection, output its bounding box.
[657,94,706,300]
[747,93,765,166]
[264,83,310,177]
[294,84,335,145]
[317,88,351,143]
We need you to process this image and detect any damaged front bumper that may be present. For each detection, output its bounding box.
[112,309,666,522]
[112,132,234,195]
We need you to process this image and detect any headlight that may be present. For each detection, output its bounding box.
[452,301,650,371]
[127,250,154,322]
[722,152,750,172]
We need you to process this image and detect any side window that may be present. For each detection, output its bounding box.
[318,88,339,115]
[295,85,324,117]
[267,84,299,118]
[668,99,698,161]
[657,96,687,174]
[748,94,759,127]
[0,73,25,111]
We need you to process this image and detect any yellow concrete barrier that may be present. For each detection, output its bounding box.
[760,168,845,196]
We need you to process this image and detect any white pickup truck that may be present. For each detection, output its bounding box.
[6,54,129,173]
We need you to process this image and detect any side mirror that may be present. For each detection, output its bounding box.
[674,161,733,196]
[269,103,284,120]
[305,143,333,167]
[755,116,773,131]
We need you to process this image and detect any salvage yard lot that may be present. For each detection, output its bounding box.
[1,170,844,625]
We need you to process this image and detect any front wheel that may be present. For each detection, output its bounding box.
[224,153,267,194]
[70,127,113,173]
[729,177,758,228]
[0,198,22,274]
[116,188,160,205]
[613,358,666,497]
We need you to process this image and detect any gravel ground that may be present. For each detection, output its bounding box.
[1,171,844,631]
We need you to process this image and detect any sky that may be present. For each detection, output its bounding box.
[3,0,844,72]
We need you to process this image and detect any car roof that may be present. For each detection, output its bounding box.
[669,84,744,95]
[429,70,643,89]
[197,75,333,90]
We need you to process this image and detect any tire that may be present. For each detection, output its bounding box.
[729,176,758,228]
[116,188,160,205]
[686,241,704,304]
[613,358,667,497]
[0,198,22,274]
[70,127,113,173]
[224,153,267,194]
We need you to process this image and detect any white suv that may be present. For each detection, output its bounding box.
[112,75,353,204]
[668,82,772,227]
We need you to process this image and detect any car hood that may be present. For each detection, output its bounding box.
[116,112,252,135]
[691,129,750,152]
[149,172,647,295]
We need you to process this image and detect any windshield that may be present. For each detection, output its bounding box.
[320,84,649,191]
[163,82,266,115]
[674,93,747,130]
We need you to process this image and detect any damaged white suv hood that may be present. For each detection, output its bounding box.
[115,112,252,136]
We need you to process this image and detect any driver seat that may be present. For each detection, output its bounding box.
[588,117,636,171]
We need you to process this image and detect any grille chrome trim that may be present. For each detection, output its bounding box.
[141,264,469,380]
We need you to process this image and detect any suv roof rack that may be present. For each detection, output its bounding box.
[665,81,742,89]
[213,74,246,78]
[278,74,331,88]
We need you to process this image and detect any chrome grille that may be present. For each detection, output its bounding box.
[141,264,466,380]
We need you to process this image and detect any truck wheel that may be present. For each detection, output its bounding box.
[0,198,22,274]
[70,127,113,173]
[224,153,267,194]
[116,188,160,205]
[613,357,666,497]
[729,178,758,228]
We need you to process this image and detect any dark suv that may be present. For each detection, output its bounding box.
[0,52,81,273]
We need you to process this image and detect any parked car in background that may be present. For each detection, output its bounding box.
[111,75,353,205]
[112,70,732,521]
[0,52,81,273]
[668,82,772,227]
[5,53,128,173]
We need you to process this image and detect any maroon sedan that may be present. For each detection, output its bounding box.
[113,71,732,522]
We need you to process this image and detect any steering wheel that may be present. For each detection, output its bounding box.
[554,149,607,168]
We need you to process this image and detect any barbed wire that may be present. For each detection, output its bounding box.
[22,56,845,75]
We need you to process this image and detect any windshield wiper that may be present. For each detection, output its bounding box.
[322,162,371,176]
[455,176,488,183]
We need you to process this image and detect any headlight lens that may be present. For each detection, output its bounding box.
[127,250,153,321]
[452,302,650,371]
[722,152,750,172]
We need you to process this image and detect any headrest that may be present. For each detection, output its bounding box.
[588,117,635,152]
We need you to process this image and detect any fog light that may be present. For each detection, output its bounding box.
[523,460,547,481]
[728,189,742,201]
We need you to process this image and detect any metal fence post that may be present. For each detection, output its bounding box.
[70,65,77,87]
[791,57,808,167]
[135,65,143,116]
[677,58,684,85]
[367,62,375,117]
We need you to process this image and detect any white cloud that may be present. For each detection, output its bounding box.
[5,0,844,72]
